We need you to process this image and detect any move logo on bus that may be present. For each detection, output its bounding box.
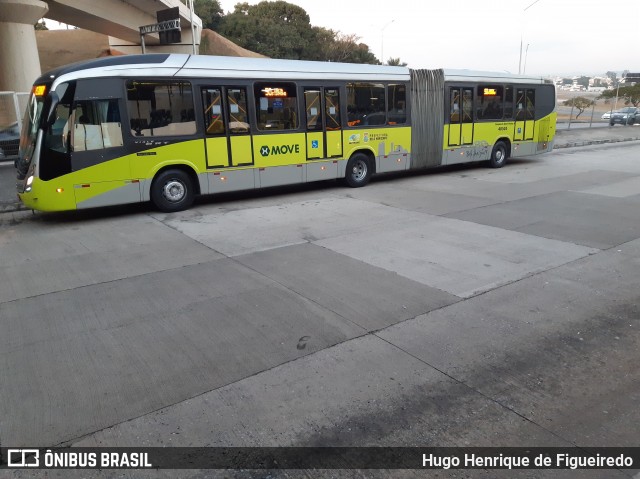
[260,144,301,157]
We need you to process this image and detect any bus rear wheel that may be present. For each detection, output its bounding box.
[489,141,508,168]
[344,154,372,187]
[151,169,195,212]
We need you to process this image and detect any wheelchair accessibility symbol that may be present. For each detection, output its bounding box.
[311,140,319,149]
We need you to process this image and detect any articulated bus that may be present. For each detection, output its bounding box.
[16,54,556,212]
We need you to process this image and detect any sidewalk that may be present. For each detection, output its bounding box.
[554,124,640,149]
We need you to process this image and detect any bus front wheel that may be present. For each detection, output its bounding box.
[344,154,372,187]
[489,141,508,168]
[151,169,195,212]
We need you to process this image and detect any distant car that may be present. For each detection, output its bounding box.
[610,107,640,126]
[601,111,612,120]
[0,122,20,163]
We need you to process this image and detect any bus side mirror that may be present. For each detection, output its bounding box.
[43,92,60,127]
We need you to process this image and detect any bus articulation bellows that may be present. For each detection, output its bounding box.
[16,54,556,212]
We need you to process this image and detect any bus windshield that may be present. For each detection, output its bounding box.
[17,91,45,175]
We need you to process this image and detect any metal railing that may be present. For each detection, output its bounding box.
[0,91,28,162]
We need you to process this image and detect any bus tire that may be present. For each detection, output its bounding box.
[151,169,195,212]
[344,154,372,187]
[489,141,508,168]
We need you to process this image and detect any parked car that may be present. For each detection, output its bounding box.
[0,122,20,163]
[601,111,612,120]
[610,107,640,126]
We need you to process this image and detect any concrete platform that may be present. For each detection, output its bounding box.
[447,190,640,249]
[0,212,223,303]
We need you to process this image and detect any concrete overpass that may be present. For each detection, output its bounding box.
[0,0,202,92]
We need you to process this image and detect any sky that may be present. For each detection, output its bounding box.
[217,0,639,76]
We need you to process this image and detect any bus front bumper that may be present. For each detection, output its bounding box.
[17,176,77,212]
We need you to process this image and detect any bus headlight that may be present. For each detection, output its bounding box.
[26,175,34,186]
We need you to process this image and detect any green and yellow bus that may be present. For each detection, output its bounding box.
[16,54,556,212]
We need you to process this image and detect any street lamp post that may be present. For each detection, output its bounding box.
[188,0,197,55]
[518,0,542,74]
[381,19,394,65]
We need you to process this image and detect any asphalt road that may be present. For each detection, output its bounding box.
[2,142,640,478]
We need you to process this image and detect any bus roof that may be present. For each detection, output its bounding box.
[44,54,409,88]
[178,55,409,81]
[41,53,550,89]
[441,69,551,84]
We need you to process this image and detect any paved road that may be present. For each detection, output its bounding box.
[2,142,640,478]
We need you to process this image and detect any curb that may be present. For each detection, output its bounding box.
[0,203,27,214]
[554,137,640,149]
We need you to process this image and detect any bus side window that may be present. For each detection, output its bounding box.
[254,82,298,131]
[126,80,196,137]
[202,88,225,135]
[227,88,249,133]
[325,89,341,129]
[516,90,526,120]
[305,89,322,130]
[450,89,460,123]
[346,82,385,126]
[477,85,503,121]
[45,102,72,153]
[388,84,406,125]
[504,86,514,119]
[526,89,535,120]
[462,88,473,123]
[72,100,123,151]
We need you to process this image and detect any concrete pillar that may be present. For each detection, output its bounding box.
[0,0,49,92]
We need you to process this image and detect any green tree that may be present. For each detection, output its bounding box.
[218,1,315,59]
[386,57,407,66]
[194,0,223,30]
[312,29,378,64]
[34,19,48,30]
[563,96,594,119]
[598,84,640,107]
[340,39,378,64]
[217,1,378,63]
[307,26,335,61]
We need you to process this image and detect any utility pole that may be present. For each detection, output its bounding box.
[519,0,542,74]
[189,0,196,55]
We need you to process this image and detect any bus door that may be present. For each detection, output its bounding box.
[514,88,535,141]
[447,87,474,147]
[304,87,343,160]
[201,86,253,168]
[70,78,133,208]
